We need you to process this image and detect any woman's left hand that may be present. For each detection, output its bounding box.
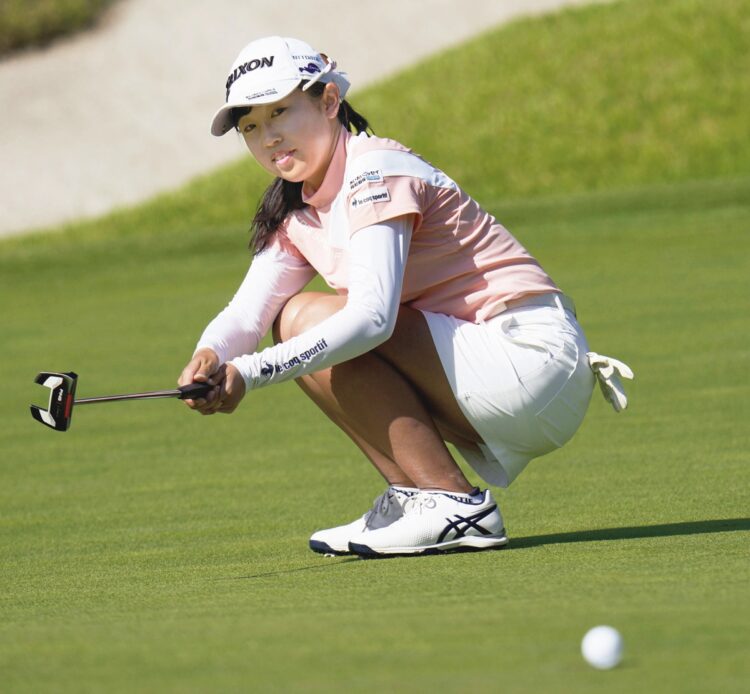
[202,363,246,415]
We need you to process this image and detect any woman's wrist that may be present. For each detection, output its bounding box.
[193,346,221,367]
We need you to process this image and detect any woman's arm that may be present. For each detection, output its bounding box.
[229,216,413,390]
[178,245,315,412]
[195,244,316,365]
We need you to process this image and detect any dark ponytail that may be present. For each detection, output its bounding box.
[233,82,372,255]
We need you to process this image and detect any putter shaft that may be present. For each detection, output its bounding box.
[76,389,184,405]
[76,382,213,405]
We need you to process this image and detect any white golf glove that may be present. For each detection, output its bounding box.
[586,352,634,413]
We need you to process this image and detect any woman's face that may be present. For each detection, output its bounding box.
[237,84,341,191]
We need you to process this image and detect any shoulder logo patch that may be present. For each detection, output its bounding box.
[351,186,390,208]
[348,169,384,191]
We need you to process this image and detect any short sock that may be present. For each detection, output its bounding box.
[390,484,419,494]
[433,488,485,505]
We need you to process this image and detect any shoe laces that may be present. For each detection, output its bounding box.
[403,492,438,516]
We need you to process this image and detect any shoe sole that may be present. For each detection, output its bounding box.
[348,534,509,559]
[309,539,354,556]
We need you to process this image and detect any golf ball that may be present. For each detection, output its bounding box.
[581,625,623,670]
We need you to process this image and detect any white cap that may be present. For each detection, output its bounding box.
[210,36,351,137]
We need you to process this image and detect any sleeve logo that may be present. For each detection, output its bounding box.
[351,186,391,208]
[260,339,329,378]
[348,169,384,191]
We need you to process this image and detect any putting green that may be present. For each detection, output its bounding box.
[1,0,748,691]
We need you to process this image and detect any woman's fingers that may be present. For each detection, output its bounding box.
[176,358,243,415]
[178,349,222,411]
[216,364,246,414]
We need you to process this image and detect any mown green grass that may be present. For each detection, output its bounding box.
[1,0,749,691]
[360,0,750,203]
[1,177,748,693]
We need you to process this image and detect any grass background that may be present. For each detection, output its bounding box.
[1,0,749,691]
[0,0,118,57]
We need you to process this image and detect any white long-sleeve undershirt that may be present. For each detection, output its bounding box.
[195,216,412,390]
[195,244,316,366]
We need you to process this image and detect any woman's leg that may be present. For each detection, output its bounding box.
[274,293,482,493]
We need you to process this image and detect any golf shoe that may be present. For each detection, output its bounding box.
[309,485,417,555]
[348,489,508,557]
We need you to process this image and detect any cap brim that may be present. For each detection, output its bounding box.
[210,79,301,136]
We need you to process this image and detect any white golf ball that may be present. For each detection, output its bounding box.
[581,625,623,670]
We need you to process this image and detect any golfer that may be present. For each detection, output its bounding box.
[179,36,632,557]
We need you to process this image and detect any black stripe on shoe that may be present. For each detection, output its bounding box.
[437,504,498,543]
[309,539,353,556]
[348,536,509,559]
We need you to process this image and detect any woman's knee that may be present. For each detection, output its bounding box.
[273,293,310,344]
[272,292,345,344]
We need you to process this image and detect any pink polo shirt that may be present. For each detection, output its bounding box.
[271,128,558,323]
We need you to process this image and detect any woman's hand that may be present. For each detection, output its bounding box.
[178,349,246,415]
[213,363,246,414]
[178,348,222,414]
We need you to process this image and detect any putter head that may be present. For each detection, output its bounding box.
[30,371,78,432]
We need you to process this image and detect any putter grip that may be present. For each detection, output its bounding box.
[177,382,213,400]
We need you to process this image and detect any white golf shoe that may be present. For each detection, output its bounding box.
[309,485,417,555]
[347,489,508,557]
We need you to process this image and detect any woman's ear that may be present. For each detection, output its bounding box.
[321,82,342,120]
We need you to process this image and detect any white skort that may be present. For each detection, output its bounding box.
[422,293,595,487]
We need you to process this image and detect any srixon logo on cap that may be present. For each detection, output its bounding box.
[225,55,275,100]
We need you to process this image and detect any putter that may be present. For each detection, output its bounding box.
[30,371,213,432]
